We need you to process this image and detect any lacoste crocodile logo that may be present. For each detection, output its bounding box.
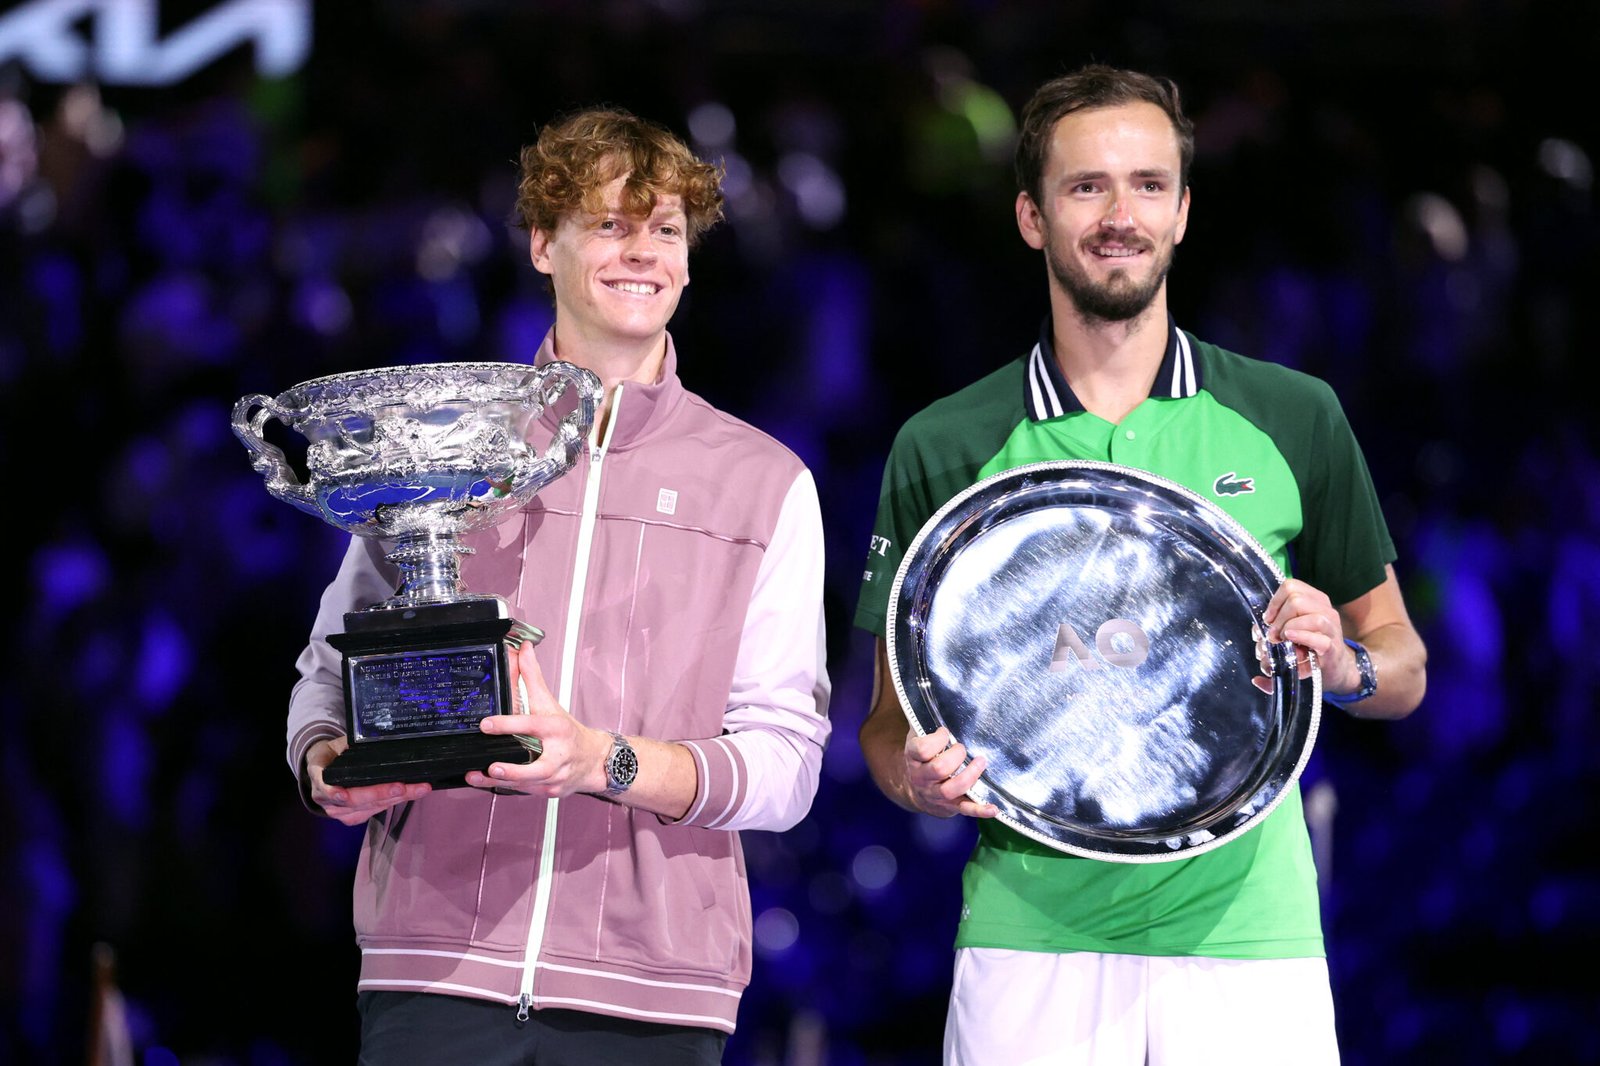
[1213,472,1256,497]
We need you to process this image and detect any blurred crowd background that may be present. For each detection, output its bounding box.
[3,1,1597,1063]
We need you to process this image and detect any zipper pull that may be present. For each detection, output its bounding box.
[517,991,532,1022]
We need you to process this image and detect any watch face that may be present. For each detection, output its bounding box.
[1350,642,1376,698]
[608,738,638,790]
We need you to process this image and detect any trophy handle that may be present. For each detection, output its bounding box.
[230,392,322,518]
[517,361,603,493]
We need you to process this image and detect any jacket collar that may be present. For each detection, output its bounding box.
[1024,314,1201,422]
[534,330,686,450]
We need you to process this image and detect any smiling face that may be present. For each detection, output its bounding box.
[529,173,691,351]
[1016,101,1190,324]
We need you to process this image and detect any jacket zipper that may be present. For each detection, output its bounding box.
[517,382,623,1018]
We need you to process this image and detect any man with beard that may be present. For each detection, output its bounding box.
[855,65,1426,1065]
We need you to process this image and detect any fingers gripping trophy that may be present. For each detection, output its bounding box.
[232,360,601,788]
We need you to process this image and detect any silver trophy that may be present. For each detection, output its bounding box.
[233,360,601,788]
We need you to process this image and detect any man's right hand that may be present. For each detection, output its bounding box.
[305,736,432,826]
[902,725,999,820]
[859,637,999,820]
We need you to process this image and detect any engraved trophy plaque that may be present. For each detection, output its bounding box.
[233,361,601,788]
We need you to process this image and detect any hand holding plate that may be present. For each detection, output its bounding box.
[904,727,999,820]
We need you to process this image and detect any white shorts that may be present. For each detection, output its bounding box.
[944,947,1340,1066]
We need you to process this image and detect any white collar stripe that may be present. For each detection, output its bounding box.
[1026,322,1198,421]
[1181,331,1197,396]
[1028,345,1062,420]
[1164,330,1192,398]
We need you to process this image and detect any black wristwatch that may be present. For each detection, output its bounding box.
[603,732,638,795]
[1326,638,1377,705]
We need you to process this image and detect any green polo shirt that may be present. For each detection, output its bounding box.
[856,320,1393,959]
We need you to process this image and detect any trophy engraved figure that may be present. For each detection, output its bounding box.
[232,360,601,787]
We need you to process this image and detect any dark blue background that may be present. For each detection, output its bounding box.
[4,2,1597,1063]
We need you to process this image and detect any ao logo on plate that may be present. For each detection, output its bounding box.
[1049,619,1150,671]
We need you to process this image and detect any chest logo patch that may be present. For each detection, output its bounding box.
[1213,471,1256,497]
[656,488,678,515]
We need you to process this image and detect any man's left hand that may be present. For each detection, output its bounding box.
[1256,577,1359,693]
[465,641,610,797]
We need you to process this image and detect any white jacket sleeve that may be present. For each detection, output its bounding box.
[675,468,832,831]
[285,536,397,789]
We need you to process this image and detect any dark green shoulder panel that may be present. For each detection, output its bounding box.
[855,358,1028,633]
[1195,338,1395,605]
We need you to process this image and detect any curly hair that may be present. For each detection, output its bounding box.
[514,108,725,247]
[1014,65,1194,207]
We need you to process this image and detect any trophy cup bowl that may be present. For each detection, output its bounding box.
[233,360,602,788]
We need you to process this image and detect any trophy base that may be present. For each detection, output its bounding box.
[325,598,545,790]
[324,733,538,790]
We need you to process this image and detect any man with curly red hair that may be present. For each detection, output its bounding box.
[288,108,831,1064]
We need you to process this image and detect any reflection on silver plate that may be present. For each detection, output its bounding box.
[887,461,1320,863]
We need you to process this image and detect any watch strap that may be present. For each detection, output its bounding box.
[1325,638,1377,705]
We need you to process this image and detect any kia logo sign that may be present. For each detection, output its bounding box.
[0,0,311,86]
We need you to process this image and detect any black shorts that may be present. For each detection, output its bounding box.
[356,990,728,1065]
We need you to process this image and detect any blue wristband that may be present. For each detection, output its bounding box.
[1324,638,1376,705]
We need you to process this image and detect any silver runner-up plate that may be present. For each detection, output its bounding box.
[887,461,1320,863]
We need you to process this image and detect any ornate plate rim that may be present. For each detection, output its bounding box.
[886,459,1321,863]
